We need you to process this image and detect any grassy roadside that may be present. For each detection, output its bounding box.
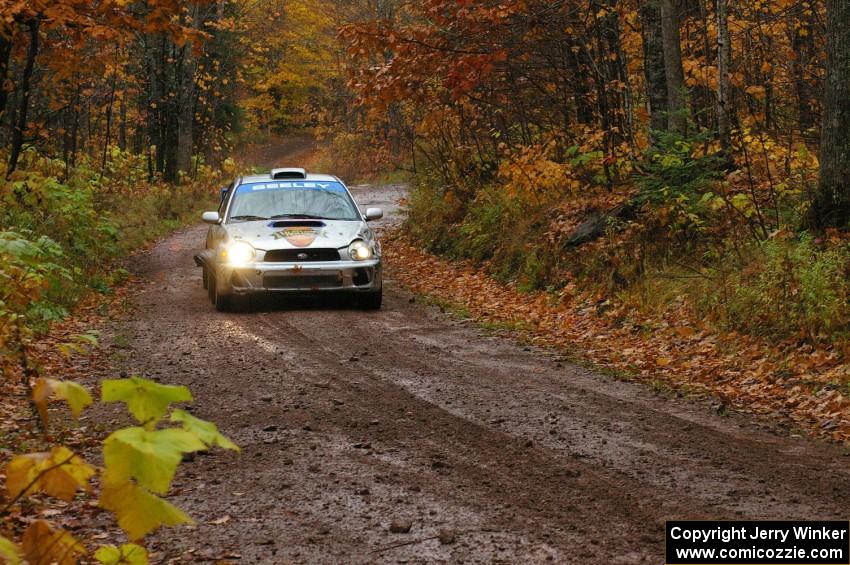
[384,229,850,444]
[1,150,219,341]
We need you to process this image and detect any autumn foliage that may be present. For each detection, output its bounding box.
[337,0,846,340]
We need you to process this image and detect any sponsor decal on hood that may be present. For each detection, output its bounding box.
[274,226,320,247]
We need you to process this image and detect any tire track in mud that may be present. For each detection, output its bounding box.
[213,310,671,559]
[269,299,850,519]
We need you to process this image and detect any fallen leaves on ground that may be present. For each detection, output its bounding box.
[384,230,850,443]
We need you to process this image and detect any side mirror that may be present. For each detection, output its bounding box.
[202,211,221,225]
[364,208,384,221]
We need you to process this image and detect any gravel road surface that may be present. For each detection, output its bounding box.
[100,151,850,563]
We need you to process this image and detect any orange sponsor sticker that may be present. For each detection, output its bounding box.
[281,227,318,247]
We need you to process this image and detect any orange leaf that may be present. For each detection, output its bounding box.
[21,521,85,565]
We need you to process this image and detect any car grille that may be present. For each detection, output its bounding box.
[264,248,340,262]
[263,275,342,290]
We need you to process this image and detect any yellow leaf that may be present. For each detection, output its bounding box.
[170,409,239,451]
[5,447,95,502]
[94,543,149,565]
[0,536,21,565]
[33,378,93,427]
[49,380,93,417]
[656,357,672,367]
[21,521,85,565]
[745,85,766,98]
[103,427,205,495]
[99,478,193,541]
[32,378,51,429]
[102,377,192,428]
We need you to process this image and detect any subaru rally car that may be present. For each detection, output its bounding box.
[194,168,383,312]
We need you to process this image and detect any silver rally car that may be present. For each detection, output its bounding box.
[195,168,383,312]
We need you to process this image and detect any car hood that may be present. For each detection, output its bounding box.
[225,219,368,251]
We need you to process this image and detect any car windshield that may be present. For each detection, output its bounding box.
[227,181,360,222]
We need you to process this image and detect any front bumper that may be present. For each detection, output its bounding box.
[209,258,382,295]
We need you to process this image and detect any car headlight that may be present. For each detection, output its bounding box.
[348,239,373,261]
[222,241,256,266]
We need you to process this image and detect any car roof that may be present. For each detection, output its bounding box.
[238,173,341,185]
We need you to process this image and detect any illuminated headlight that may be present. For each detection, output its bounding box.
[222,241,256,266]
[348,239,373,261]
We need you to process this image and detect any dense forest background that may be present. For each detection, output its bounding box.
[3,0,850,396]
[5,0,850,558]
[3,0,850,371]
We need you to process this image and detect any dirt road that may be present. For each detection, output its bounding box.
[103,173,850,563]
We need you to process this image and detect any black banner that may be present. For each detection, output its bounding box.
[665,521,850,564]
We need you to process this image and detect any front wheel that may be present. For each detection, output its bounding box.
[210,269,248,313]
[213,276,233,312]
[358,288,382,310]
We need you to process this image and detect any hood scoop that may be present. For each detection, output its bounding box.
[268,220,326,229]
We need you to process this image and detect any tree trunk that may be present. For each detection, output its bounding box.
[118,89,127,151]
[101,69,118,175]
[567,45,594,125]
[176,7,199,177]
[602,0,634,151]
[812,0,850,228]
[640,0,668,136]
[660,0,687,135]
[793,5,817,139]
[69,99,79,169]
[176,70,195,176]
[0,31,14,127]
[8,19,39,176]
[716,0,731,152]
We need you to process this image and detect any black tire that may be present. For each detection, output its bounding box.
[210,270,248,313]
[208,270,216,304]
[213,274,233,312]
[231,294,251,313]
[202,265,209,290]
[359,288,382,310]
[215,292,233,312]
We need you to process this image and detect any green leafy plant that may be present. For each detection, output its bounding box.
[636,132,724,233]
[0,232,71,385]
[699,234,850,341]
[0,150,219,381]
[0,376,239,563]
